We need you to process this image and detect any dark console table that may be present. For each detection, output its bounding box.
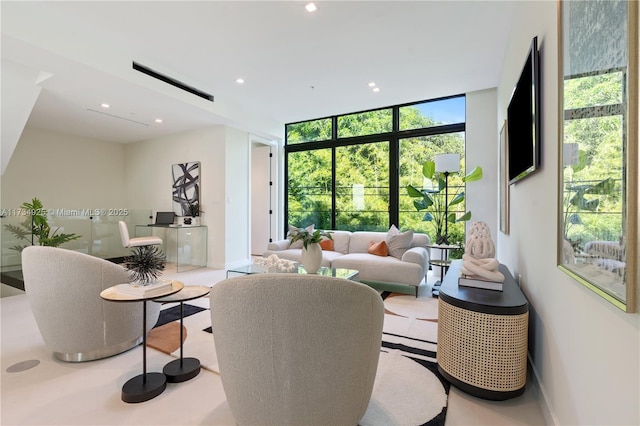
[437,259,529,400]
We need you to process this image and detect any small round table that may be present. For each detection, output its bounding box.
[100,281,184,403]
[426,244,460,297]
[153,285,211,383]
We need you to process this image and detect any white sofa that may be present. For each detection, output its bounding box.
[264,230,430,297]
[583,240,626,277]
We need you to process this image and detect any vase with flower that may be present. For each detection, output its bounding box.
[289,229,333,274]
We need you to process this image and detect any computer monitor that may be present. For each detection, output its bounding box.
[154,211,176,225]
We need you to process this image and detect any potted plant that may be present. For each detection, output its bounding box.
[187,201,200,217]
[407,160,482,279]
[183,201,201,226]
[289,229,333,274]
[406,160,483,246]
[3,198,81,251]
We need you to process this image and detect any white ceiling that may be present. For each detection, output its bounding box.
[1,1,516,143]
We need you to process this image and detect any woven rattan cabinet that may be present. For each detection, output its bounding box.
[437,260,529,400]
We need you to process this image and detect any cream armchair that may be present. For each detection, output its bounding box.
[210,274,384,425]
[21,246,161,362]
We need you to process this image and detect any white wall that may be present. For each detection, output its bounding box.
[466,89,498,240]
[0,127,129,262]
[224,127,251,268]
[124,125,253,269]
[1,123,267,271]
[251,143,272,255]
[497,2,639,425]
[125,126,223,268]
[1,127,126,209]
[1,61,44,175]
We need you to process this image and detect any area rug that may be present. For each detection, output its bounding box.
[148,291,448,426]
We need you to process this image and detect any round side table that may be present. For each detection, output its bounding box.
[153,285,211,383]
[426,243,460,297]
[100,280,184,403]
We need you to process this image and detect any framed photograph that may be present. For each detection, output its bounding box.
[499,120,510,234]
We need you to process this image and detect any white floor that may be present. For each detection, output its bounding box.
[1,265,547,425]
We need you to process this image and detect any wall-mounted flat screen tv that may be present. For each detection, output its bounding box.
[507,36,541,185]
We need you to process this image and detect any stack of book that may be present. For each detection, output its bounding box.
[458,274,503,291]
[116,280,173,297]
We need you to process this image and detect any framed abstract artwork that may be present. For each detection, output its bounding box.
[172,162,200,217]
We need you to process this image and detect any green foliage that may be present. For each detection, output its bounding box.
[562,164,619,248]
[334,142,389,231]
[399,105,437,130]
[287,149,333,229]
[186,201,200,217]
[406,161,483,245]
[3,198,81,251]
[286,118,332,144]
[398,133,466,243]
[564,72,622,109]
[286,105,467,240]
[289,229,333,250]
[337,109,393,137]
[446,228,466,259]
[561,70,624,250]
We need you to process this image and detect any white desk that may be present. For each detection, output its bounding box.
[135,225,207,272]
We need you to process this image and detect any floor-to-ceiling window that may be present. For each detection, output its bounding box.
[285,95,466,244]
[335,141,390,231]
[398,131,466,246]
[287,148,333,230]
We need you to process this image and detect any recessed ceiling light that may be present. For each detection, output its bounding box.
[368,82,376,87]
[236,78,245,84]
[154,118,163,123]
[373,87,380,92]
[101,103,110,108]
[305,3,317,12]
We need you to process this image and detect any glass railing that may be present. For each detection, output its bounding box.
[1,208,152,274]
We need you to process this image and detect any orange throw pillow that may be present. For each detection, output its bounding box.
[319,239,334,251]
[368,240,388,257]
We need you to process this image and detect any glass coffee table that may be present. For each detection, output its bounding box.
[227,264,359,281]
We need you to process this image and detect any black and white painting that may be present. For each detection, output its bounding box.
[172,162,200,216]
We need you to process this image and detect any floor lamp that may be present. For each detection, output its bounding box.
[434,153,460,244]
[431,153,461,298]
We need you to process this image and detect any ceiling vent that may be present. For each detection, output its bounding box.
[86,108,149,126]
[132,62,214,102]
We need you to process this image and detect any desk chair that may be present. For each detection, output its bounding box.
[118,221,163,248]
